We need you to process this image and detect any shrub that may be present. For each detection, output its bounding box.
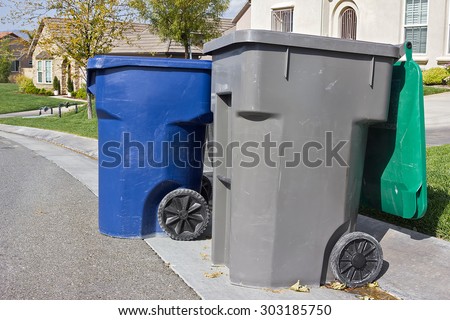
[444,64,450,73]
[39,88,53,96]
[0,55,11,83]
[16,75,53,96]
[423,67,450,85]
[74,84,87,99]
[67,76,74,93]
[17,76,38,94]
[16,74,31,92]
[53,76,60,93]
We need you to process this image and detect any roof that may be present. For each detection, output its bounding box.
[232,1,251,24]
[0,32,19,39]
[111,19,235,55]
[31,18,236,57]
[109,23,203,55]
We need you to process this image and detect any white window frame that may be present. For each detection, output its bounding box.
[404,0,429,54]
[37,60,52,84]
[271,7,294,33]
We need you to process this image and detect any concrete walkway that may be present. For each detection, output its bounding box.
[0,97,86,119]
[0,123,449,300]
[424,91,450,146]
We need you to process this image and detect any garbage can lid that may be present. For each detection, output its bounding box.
[203,30,403,59]
[87,56,211,70]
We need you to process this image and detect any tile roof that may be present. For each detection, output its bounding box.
[0,32,18,39]
[36,18,235,56]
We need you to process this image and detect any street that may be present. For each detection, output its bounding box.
[0,135,198,299]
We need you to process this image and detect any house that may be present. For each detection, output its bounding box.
[234,0,450,68]
[28,18,235,94]
[232,0,251,30]
[0,32,31,80]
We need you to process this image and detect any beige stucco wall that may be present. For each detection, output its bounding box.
[235,5,252,30]
[249,0,450,68]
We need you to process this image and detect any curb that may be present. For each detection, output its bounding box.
[0,124,98,159]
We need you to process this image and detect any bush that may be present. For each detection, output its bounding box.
[16,74,30,92]
[67,76,74,93]
[53,76,60,93]
[423,67,450,85]
[444,64,450,73]
[17,76,38,94]
[16,75,53,96]
[0,56,11,83]
[39,88,53,96]
[74,84,87,99]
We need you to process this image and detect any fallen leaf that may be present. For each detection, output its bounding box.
[357,295,374,300]
[200,253,210,261]
[263,288,283,294]
[289,280,310,293]
[367,282,379,288]
[204,271,223,279]
[328,281,347,290]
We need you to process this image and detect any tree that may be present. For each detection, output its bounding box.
[2,0,139,119]
[0,38,13,83]
[133,0,230,59]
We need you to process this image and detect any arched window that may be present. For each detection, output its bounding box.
[340,7,357,40]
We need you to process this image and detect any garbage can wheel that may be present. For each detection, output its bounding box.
[158,188,210,241]
[330,232,383,287]
[200,175,213,204]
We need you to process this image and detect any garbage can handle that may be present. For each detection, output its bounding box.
[397,41,413,61]
[404,42,413,62]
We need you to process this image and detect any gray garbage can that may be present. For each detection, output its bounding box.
[204,30,403,288]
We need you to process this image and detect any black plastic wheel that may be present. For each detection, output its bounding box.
[158,188,210,241]
[330,232,383,287]
[200,175,213,204]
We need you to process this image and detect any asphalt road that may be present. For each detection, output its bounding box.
[0,136,199,300]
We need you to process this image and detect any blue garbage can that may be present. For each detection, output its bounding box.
[87,56,213,240]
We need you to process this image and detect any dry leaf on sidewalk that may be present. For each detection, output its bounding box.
[204,271,224,279]
[289,280,310,293]
[327,281,347,290]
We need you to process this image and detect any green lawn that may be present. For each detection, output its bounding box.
[0,107,98,138]
[423,86,450,96]
[0,83,73,114]
[361,144,450,241]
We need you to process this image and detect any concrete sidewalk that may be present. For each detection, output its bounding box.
[424,91,450,146]
[0,97,86,119]
[0,123,449,300]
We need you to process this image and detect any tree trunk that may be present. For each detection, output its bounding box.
[185,43,189,59]
[87,92,93,120]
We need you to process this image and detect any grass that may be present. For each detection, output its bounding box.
[0,83,73,114]
[361,144,450,241]
[423,86,450,96]
[0,106,98,139]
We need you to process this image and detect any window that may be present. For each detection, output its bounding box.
[37,60,52,84]
[404,0,428,54]
[10,60,19,72]
[272,8,293,32]
[340,7,357,40]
